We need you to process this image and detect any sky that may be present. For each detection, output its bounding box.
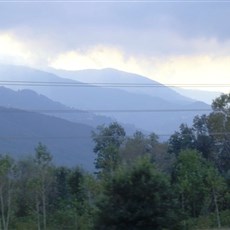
[0,1,230,93]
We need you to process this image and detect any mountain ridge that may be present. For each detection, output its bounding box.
[0,86,113,128]
[49,67,194,104]
[0,64,211,134]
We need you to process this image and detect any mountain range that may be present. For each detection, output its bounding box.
[49,68,194,103]
[0,64,211,134]
[0,64,214,169]
[50,68,221,104]
[0,86,113,128]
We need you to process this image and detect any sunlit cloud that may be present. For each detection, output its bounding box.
[0,32,230,94]
[0,33,33,65]
[147,55,230,93]
[50,46,133,70]
[49,45,230,94]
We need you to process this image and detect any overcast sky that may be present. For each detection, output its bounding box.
[0,1,230,92]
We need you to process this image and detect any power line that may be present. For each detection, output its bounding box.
[0,108,212,113]
[0,80,229,88]
[0,132,229,141]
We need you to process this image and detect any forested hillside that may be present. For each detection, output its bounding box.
[0,106,94,169]
[0,94,230,229]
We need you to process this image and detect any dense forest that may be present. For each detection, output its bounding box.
[0,94,230,230]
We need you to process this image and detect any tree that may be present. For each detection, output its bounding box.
[172,150,208,220]
[0,155,16,230]
[120,131,149,163]
[168,124,196,156]
[208,93,230,173]
[204,163,226,228]
[120,131,172,173]
[15,156,37,221]
[92,122,126,176]
[51,167,95,230]
[94,157,179,230]
[193,114,214,160]
[68,167,86,213]
[34,143,53,230]
[168,115,216,163]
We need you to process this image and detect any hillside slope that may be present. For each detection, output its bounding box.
[0,86,112,127]
[0,106,95,170]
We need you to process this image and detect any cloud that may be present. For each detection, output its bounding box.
[1,2,230,56]
[49,44,230,94]
[49,45,134,70]
[1,2,230,94]
[150,55,230,92]
[0,33,33,65]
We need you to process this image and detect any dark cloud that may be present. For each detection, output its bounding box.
[0,2,230,55]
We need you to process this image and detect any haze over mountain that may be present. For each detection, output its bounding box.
[50,68,194,104]
[51,68,220,104]
[0,86,113,128]
[174,88,221,104]
[0,64,211,134]
[0,106,94,170]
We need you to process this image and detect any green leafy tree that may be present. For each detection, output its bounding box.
[120,131,172,173]
[204,163,227,228]
[120,131,149,163]
[0,155,16,230]
[208,93,230,173]
[92,122,126,176]
[168,124,196,156]
[15,157,37,222]
[193,114,214,160]
[168,115,215,162]
[51,167,95,230]
[34,143,53,230]
[172,150,208,219]
[95,157,179,230]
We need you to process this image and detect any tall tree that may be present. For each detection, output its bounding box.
[92,122,126,176]
[193,114,214,160]
[0,155,15,230]
[172,150,208,220]
[120,131,149,163]
[120,131,172,173]
[15,156,37,221]
[34,143,53,230]
[95,157,179,230]
[168,124,196,156]
[204,163,226,228]
[209,93,230,173]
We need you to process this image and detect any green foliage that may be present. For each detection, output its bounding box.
[193,115,214,160]
[120,131,150,162]
[92,122,126,176]
[173,150,208,218]
[183,210,230,229]
[201,93,230,174]
[120,131,173,173]
[172,149,228,229]
[34,142,52,168]
[0,154,16,230]
[49,166,97,229]
[169,93,230,175]
[168,124,196,156]
[94,157,179,230]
